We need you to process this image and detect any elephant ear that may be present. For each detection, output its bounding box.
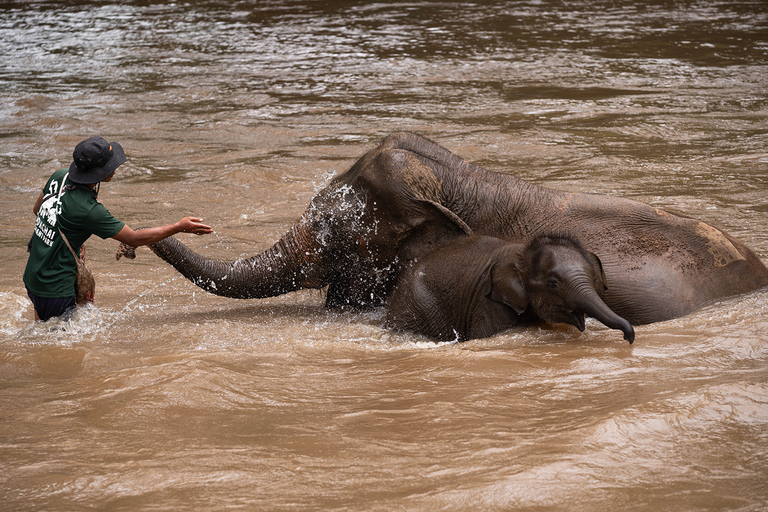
[587,251,608,292]
[488,255,528,314]
[417,199,473,235]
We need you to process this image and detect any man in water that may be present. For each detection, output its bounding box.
[23,136,213,321]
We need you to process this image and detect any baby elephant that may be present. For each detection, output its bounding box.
[385,234,635,343]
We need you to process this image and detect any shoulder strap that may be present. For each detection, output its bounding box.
[55,172,81,262]
[58,173,69,199]
[55,172,78,261]
[58,228,80,262]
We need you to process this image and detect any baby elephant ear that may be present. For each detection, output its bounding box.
[587,251,608,292]
[489,259,528,314]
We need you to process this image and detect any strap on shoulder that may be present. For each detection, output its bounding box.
[58,229,80,262]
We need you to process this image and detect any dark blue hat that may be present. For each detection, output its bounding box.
[69,136,126,184]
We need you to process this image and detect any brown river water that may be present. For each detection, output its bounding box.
[2,1,768,510]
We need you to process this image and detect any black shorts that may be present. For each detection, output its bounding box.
[26,289,76,322]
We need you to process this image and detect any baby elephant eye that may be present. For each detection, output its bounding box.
[547,277,561,289]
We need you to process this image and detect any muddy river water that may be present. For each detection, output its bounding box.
[2,1,768,510]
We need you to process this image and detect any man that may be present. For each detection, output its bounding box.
[23,136,213,321]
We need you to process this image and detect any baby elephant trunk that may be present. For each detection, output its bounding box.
[575,287,636,344]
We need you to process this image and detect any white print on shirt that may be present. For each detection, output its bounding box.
[34,178,64,247]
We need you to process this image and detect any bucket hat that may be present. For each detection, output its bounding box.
[69,136,126,184]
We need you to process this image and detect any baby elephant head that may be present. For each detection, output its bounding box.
[518,235,635,343]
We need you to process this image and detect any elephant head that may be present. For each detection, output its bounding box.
[116,132,489,309]
[516,235,635,343]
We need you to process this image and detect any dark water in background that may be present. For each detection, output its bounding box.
[2,1,768,510]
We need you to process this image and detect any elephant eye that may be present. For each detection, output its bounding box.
[547,277,561,289]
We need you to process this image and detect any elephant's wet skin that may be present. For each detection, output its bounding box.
[385,234,635,343]
[116,132,768,326]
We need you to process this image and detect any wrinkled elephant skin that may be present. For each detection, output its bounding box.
[118,132,768,325]
[385,234,635,343]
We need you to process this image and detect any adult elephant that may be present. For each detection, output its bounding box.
[118,132,768,325]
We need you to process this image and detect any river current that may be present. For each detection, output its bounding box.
[1,1,768,510]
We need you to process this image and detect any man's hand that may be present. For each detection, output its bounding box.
[112,217,213,251]
[176,217,213,235]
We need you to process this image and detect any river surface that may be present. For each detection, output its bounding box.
[2,1,768,510]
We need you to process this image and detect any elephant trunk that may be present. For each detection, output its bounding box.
[572,283,635,344]
[117,180,371,302]
[128,219,329,299]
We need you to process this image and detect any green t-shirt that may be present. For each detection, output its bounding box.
[23,168,125,298]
